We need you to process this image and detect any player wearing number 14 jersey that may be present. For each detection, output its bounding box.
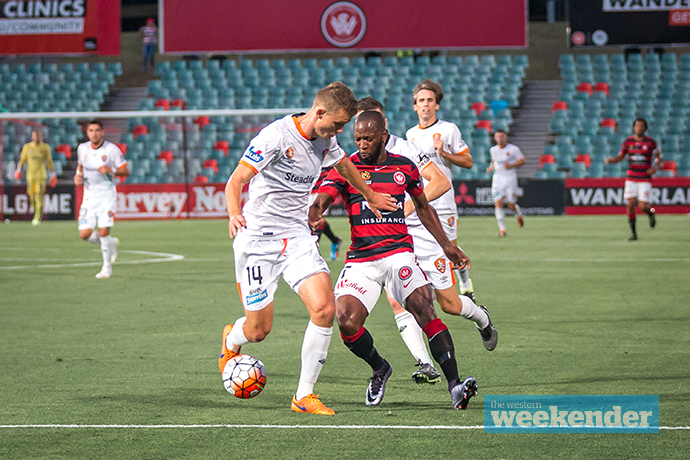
[220,82,397,415]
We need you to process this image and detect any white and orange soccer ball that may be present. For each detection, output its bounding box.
[222,354,266,399]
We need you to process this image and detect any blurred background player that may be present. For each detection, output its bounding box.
[406,79,475,302]
[606,118,660,241]
[310,166,342,260]
[487,129,526,237]
[14,129,56,225]
[357,97,496,386]
[310,110,479,409]
[139,18,158,71]
[221,82,396,415]
[74,120,130,279]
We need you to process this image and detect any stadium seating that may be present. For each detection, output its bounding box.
[550,52,690,177]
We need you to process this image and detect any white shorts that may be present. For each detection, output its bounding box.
[334,252,430,313]
[78,193,116,230]
[408,224,456,291]
[492,178,519,203]
[624,180,651,202]
[233,232,330,311]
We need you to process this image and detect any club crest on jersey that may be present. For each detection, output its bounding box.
[398,266,412,280]
[434,258,446,273]
[433,133,441,141]
[393,171,405,185]
[361,171,371,180]
[448,216,455,227]
[245,146,264,163]
[285,147,295,159]
[101,155,107,162]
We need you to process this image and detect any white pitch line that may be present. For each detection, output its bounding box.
[0,424,687,430]
[0,250,183,270]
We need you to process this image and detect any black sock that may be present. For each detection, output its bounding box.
[629,216,636,234]
[428,329,460,390]
[342,327,385,372]
[323,223,340,244]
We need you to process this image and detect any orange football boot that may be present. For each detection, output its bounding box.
[219,324,240,373]
[291,394,335,415]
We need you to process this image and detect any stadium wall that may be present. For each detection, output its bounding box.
[4,179,690,221]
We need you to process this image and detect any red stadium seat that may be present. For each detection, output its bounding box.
[117,143,128,155]
[552,101,568,113]
[171,99,186,109]
[661,161,677,173]
[195,116,211,127]
[56,144,72,159]
[577,82,593,95]
[194,174,209,183]
[158,150,174,165]
[132,125,149,137]
[202,159,219,173]
[214,140,230,154]
[475,120,492,131]
[594,82,609,96]
[538,154,556,167]
[600,118,617,128]
[470,102,486,115]
[575,154,591,168]
[155,99,170,110]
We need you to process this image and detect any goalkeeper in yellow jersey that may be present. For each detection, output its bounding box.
[15,129,57,225]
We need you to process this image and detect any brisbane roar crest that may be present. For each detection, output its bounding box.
[434,258,446,273]
[101,155,107,162]
[285,147,295,159]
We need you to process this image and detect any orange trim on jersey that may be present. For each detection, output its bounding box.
[237,283,243,301]
[239,159,259,175]
[336,151,347,164]
[417,119,440,130]
[420,162,433,172]
[293,116,314,141]
[280,238,288,257]
[454,146,470,156]
[451,269,457,287]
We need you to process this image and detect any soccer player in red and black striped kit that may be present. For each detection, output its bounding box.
[606,118,661,241]
[309,111,478,409]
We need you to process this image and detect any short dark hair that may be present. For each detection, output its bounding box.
[633,118,648,131]
[87,119,104,129]
[354,110,385,132]
[412,79,444,105]
[314,82,358,117]
[357,96,385,115]
[494,129,507,135]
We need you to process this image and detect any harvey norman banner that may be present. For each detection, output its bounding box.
[0,0,120,55]
[160,0,527,54]
[565,178,690,215]
[569,0,690,47]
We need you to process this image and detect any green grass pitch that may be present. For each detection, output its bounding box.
[1,215,689,458]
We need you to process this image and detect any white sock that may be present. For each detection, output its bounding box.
[395,311,433,365]
[226,316,248,352]
[295,321,332,400]
[87,232,100,244]
[495,207,506,231]
[514,204,523,217]
[459,295,489,329]
[455,267,472,293]
[100,235,112,265]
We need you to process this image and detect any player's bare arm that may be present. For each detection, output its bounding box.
[404,161,450,217]
[647,149,662,175]
[411,191,469,270]
[308,193,334,232]
[486,161,495,173]
[225,163,255,238]
[605,152,626,164]
[334,157,397,219]
[437,144,473,169]
[73,164,83,185]
[505,157,526,169]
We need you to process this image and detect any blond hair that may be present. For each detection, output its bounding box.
[314,81,358,117]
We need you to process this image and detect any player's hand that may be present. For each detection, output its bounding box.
[49,175,58,187]
[14,170,21,180]
[433,137,444,153]
[647,166,658,175]
[605,158,611,165]
[366,192,397,219]
[446,246,471,271]
[308,204,325,232]
[486,165,493,173]
[228,213,246,238]
[74,172,83,186]
[98,165,112,175]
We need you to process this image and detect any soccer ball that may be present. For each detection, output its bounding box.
[222,354,266,399]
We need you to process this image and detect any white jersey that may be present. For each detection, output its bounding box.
[386,133,432,228]
[239,114,346,238]
[490,143,524,185]
[406,119,468,216]
[77,140,126,199]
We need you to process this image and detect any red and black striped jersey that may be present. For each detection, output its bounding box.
[311,166,335,194]
[620,136,658,182]
[317,152,424,262]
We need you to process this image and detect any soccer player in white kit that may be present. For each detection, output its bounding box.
[487,130,525,237]
[358,97,496,385]
[220,83,397,415]
[74,120,129,279]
